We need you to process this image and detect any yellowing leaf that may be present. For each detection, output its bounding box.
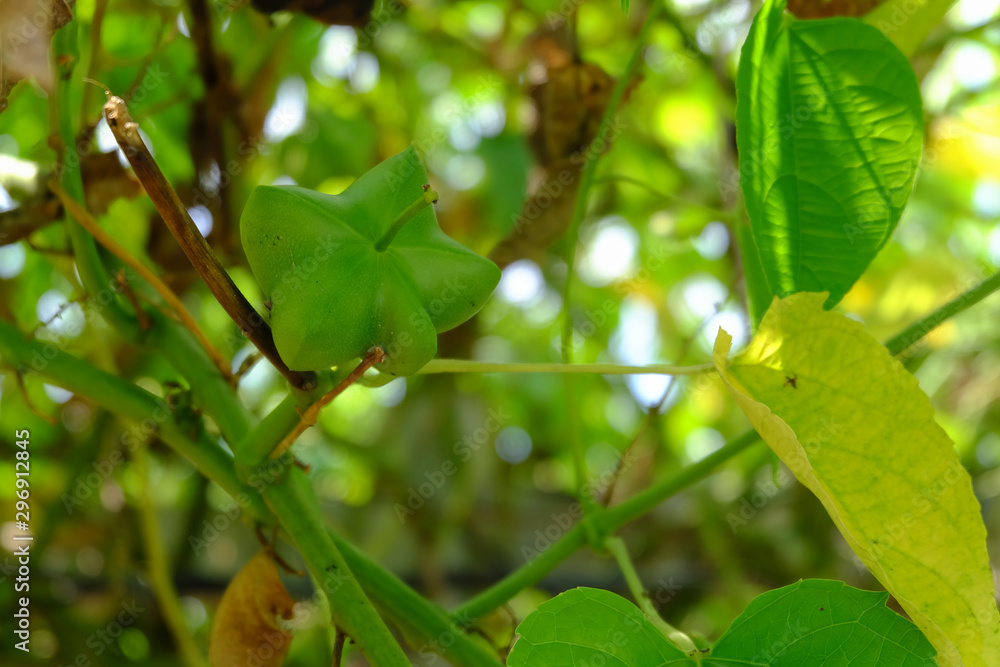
[713,292,1000,667]
[209,552,296,667]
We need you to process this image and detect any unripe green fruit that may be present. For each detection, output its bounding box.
[240,146,501,376]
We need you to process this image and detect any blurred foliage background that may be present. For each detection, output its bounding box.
[0,0,999,664]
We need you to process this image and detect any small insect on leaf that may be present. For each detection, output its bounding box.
[784,375,797,389]
[209,551,296,667]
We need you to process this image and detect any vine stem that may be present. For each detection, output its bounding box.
[452,430,760,623]
[53,22,136,337]
[134,439,209,667]
[604,536,698,656]
[558,0,665,529]
[100,93,316,392]
[884,269,1000,357]
[0,324,500,666]
[452,270,1000,622]
[418,359,716,376]
[559,0,663,360]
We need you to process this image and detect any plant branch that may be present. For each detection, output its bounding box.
[0,319,262,507]
[560,0,663,362]
[556,0,665,545]
[134,439,209,667]
[263,467,410,666]
[100,93,316,392]
[451,270,1000,622]
[884,269,1000,357]
[452,525,589,623]
[0,319,498,666]
[418,359,716,376]
[53,22,137,337]
[49,180,232,381]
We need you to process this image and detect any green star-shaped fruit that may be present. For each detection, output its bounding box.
[240,146,501,376]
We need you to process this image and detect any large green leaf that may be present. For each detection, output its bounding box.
[507,580,936,666]
[736,0,923,308]
[713,292,1000,666]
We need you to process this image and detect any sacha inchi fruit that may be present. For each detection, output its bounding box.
[241,146,501,376]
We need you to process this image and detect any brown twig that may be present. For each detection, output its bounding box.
[115,269,151,330]
[233,351,263,385]
[332,628,346,667]
[253,524,304,576]
[100,93,316,392]
[49,180,233,382]
[32,298,87,336]
[269,348,386,461]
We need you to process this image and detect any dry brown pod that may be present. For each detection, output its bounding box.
[209,551,297,667]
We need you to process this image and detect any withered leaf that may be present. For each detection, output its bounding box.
[209,552,297,667]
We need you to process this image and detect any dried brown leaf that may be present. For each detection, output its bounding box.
[209,552,296,667]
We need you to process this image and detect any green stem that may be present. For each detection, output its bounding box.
[0,321,492,665]
[605,536,697,655]
[263,469,410,666]
[419,359,715,376]
[560,0,662,359]
[0,320,263,509]
[451,430,760,623]
[53,20,135,336]
[450,270,1000,622]
[595,429,761,532]
[884,269,1000,357]
[558,0,664,532]
[375,188,439,252]
[146,310,254,448]
[329,531,503,667]
[134,439,209,667]
[453,525,589,623]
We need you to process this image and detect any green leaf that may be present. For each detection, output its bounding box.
[508,580,937,666]
[507,587,689,666]
[707,580,936,666]
[622,0,630,16]
[736,0,923,308]
[713,292,1000,667]
[863,0,957,57]
[241,146,501,376]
